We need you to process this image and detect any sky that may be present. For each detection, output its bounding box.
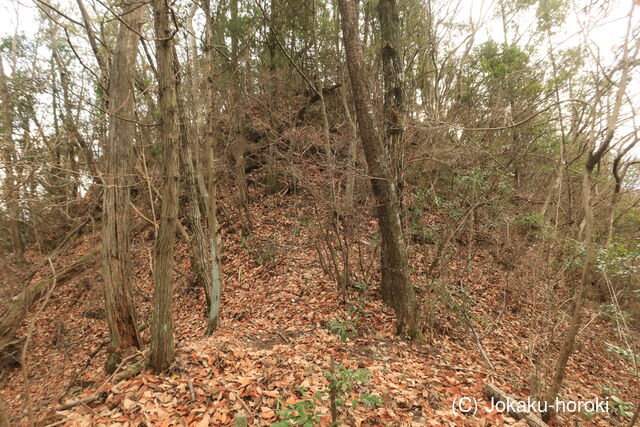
[1,0,635,56]
[1,0,40,38]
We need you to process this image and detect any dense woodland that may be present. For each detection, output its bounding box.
[0,0,639,425]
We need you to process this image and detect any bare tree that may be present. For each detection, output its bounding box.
[203,0,222,332]
[0,53,25,262]
[606,132,639,247]
[338,0,422,339]
[101,0,144,353]
[377,0,405,209]
[175,51,219,332]
[149,0,180,372]
[543,1,640,418]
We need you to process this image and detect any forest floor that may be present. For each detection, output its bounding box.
[1,184,639,426]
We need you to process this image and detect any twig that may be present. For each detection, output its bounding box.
[458,281,496,372]
[53,394,103,412]
[433,363,497,377]
[130,201,156,229]
[276,332,290,344]
[58,339,109,402]
[187,380,196,401]
[329,357,338,424]
[214,379,256,421]
[54,351,143,412]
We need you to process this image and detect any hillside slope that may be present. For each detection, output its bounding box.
[0,186,638,426]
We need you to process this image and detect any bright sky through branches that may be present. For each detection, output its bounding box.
[1,0,638,159]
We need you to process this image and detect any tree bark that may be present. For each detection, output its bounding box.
[377,0,405,209]
[102,0,144,352]
[377,0,407,307]
[206,145,223,333]
[606,167,624,247]
[605,144,638,247]
[204,0,223,332]
[340,71,358,210]
[149,0,179,372]
[0,54,25,262]
[176,86,219,333]
[338,0,422,339]
[542,168,593,421]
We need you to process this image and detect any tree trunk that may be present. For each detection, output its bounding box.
[176,86,219,333]
[543,2,638,417]
[102,0,144,353]
[149,0,179,372]
[540,31,567,227]
[51,48,98,180]
[340,71,358,210]
[204,0,223,332]
[207,148,223,332]
[377,0,407,307]
[338,0,422,340]
[76,0,109,97]
[377,0,405,210]
[0,54,25,263]
[605,172,624,247]
[606,149,638,246]
[313,0,336,202]
[542,168,594,420]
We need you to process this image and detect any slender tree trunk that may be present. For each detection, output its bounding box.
[313,0,336,201]
[207,147,222,331]
[341,71,358,210]
[0,54,25,262]
[338,0,422,339]
[605,173,624,247]
[204,0,223,331]
[47,48,67,203]
[377,0,407,307]
[101,0,144,352]
[543,2,638,417]
[606,149,638,246]
[543,167,594,420]
[52,48,98,180]
[377,0,405,211]
[540,32,566,225]
[186,4,210,218]
[149,0,179,372]
[176,66,218,332]
[334,0,358,210]
[76,0,109,96]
